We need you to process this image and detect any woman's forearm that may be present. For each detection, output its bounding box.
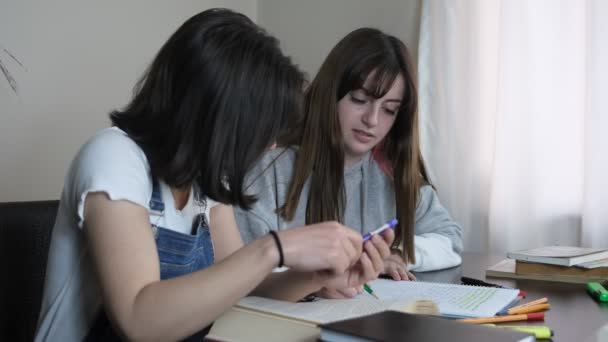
[117,236,279,341]
[251,270,323,302]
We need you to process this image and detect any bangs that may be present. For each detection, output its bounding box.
[338,57,401,100]
[362,64,400,99]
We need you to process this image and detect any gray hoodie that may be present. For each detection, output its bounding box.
[235,147,463,271]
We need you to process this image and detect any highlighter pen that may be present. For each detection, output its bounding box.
[363,219,398,242]
[483,324,553,340]
[363,283,379,300]
[457,312,544,324]
[587,282,608,302]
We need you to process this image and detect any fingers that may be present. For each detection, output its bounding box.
[388,266,414,281]
[380,228,395,247]
[328,222,361,273]
[316,287,359,299]
[338,287,359,298]
[397,267,409,280]
[330,222,363,271]
[358,252,378,283]
[278,220,395,278]
[363,238,384,277]
[281,221,363,274]
[341,232,361,268]
[360,233,392,279]
[343,225,363,258]
[384,252,416,281]
[317,287,344,299]
[369,234,391,260]
[323,288,346,299]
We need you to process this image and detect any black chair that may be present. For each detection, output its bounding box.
[0,200,59,342]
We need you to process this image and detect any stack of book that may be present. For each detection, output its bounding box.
[487,246,608,283]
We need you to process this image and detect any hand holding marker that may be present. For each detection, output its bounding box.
[363,219,398,299]
[363,218,398,242]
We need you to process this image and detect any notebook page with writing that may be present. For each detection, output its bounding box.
[358,279,520,318]
[237,296,410,324]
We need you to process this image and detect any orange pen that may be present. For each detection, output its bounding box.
[510,297,548,310]
[457,312,544,324]
[508,303,550,315]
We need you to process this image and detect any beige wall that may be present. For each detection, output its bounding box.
[0,0,256,201]
[257,0,421,78]
[0,0,420,201]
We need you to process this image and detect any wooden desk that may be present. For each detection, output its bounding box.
[209,252,608,341]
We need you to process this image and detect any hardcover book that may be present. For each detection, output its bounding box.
[507,246,608,267]
[319,311,534,342]
[516,260,608,278]
[486,259,608,284]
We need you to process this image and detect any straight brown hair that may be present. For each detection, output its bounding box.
[278,28,429,264]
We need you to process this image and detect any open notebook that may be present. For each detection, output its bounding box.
[235,279,520,325]
[236,296,407,325]
[359,279,520,318]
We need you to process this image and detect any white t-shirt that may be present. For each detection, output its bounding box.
[35,127,217,341]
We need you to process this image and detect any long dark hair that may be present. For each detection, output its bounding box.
[110,8,304,209]
[279,28,428,263]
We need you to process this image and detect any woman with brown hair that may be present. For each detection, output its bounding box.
[235,27,462,298]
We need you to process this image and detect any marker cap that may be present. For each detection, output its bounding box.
[527,312,544,321]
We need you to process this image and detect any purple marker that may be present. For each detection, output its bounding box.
[362,219,398,242]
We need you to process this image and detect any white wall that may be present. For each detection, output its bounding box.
[257,0,421,78]
[0,0,256,201]
[0,0,421,201]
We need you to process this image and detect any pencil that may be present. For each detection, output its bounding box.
[507,303,550,315]
[363,283,379,299]
[457,312,544,324]
[509,297,548,310]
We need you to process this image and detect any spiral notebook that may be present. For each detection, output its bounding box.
[234,279,520,325]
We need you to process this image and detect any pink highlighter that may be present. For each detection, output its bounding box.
[362,219,398,242]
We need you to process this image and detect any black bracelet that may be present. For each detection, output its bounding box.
[268,231,284,268]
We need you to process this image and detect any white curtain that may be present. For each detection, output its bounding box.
[418,0,608,253]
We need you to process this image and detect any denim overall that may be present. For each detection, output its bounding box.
[86,179,215,341]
